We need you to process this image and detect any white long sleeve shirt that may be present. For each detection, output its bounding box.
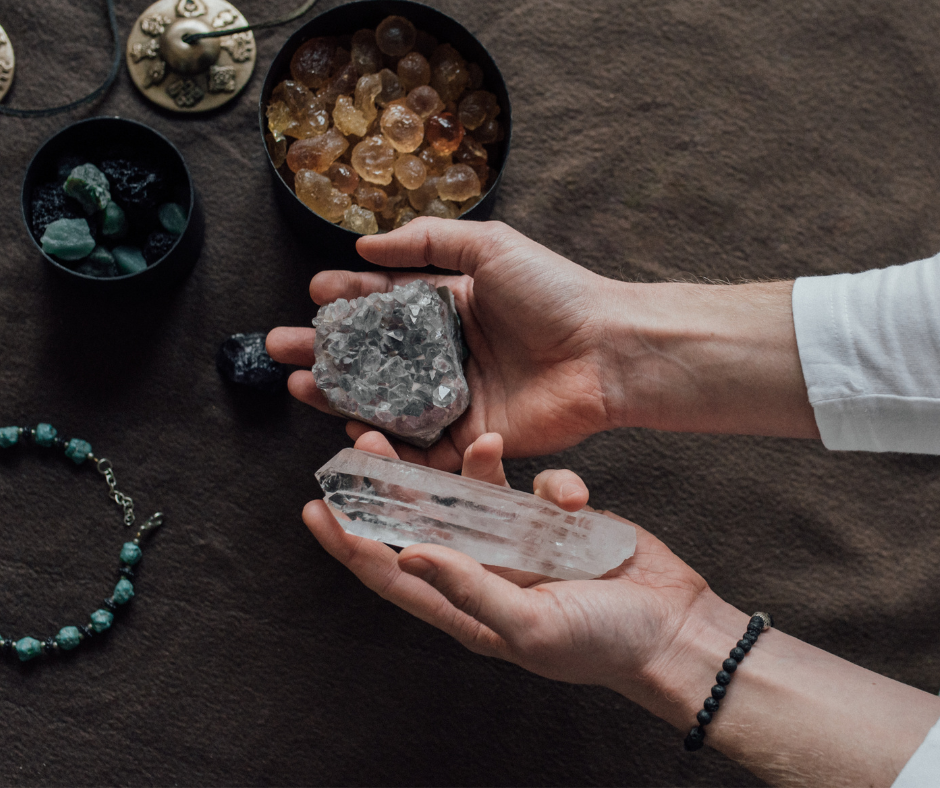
[792,255,940,785]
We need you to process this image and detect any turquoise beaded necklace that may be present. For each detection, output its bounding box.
[0,423,163,662]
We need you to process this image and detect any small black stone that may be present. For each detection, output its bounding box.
[216,332,287,394]
[742,631,758,644]
[722,658,738,673]
[704,697,720,713]
[143,231,176,264]
[736,639,752,653]
[103,598,117,612]
[78,625,93,639]
[43,638,57,653]
[716,670,732,685]
[98,159,166,209]
[53,437,67,450]
[30,181,84,237]
[119,566,135,580]
[750,614,765,627]
[696,709,713,726]
[683,726,705,751]
[730,647,746,662]
[711,684,726,700]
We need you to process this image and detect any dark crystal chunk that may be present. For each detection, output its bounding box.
[98,159,166,209]
[216,332,287,394]
[30,182,83,237]
[143,231,176,264]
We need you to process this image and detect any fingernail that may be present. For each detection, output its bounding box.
[400,557,438,583]
[559,483,576,500]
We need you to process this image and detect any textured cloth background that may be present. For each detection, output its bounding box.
[1,1,940,785]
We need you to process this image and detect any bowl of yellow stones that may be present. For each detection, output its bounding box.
[260,0,511,261]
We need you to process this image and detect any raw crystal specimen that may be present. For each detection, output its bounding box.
[312,279,470,447]
[295,170,351,222]
[333,95,370,137]
[316,448,637,580]
[438,164,481,202]
[287,128,349,173]
[290,37,336,89]
[397,52,431,92]
[350,136,396,185]
[31,182,83,236]
[216,332,287,393]
[380,103,424,152]
[99,159,165,209]
[427,112,464,154]
[327,162,360,194]
[40,218,96,261]
[341,204,379,235]
[63,164,111,214]
[394,154,427,190]
[375,16,416,57]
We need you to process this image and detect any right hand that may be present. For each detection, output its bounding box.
[268,218,625,470]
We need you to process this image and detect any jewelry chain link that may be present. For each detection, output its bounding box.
[95,458,135,527]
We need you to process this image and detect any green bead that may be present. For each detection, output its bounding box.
[65,438,92,464]
[120,542,142,565]
[40,218,96,261]
[0,427,20,448]
[55,626,82,651]
[90,610,113,633]
[15,637,42,661]
[113,246,147,275]
[102,201,127,238]
[113,578,135,604]
[158,202,188,236]
[34,423,57,446]
[63,163,111,214]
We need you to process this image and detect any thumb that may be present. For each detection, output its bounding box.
[398,543,532,637]
[356,216,512,275]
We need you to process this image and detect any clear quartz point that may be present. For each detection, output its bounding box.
[316,449,637,580]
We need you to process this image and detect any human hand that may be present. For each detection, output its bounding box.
[303,429,713,705]
[267,218,626,470]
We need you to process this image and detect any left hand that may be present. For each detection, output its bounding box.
[304,430,711,698]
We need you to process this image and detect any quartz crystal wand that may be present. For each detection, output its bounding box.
[317,449,637,580]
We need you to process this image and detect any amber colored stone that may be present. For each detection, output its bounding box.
[295,169,351,222]
[351,29,383,75]
[406,176,441,212]
[397,52,430,92]
[426,112,464,154]
[355,73,382,122]
[267,101,299,138]
[429,44,469,103]
[467,62,484,91]
[327,162,360,194]
[355,182,389,213]
[453,136,487,168]
[380,104,424,153]
[458,91,497,131]
[317,62,359,107]
[380,192,406,220]
[286,128,349,173]
[395,205,418,228]
[470,162,491,189]
[273,79,314,117]
[296,101,331,139]
[291,37,337,89]
[350,135,396,185]
[476,117,503,145]
[266,133,287,168]
[331,46,351,73]
[334,96,370,137]
[376,16,416,57]
[418,145,452,176]
[406,85,445,121]
[394,154,427,190]
[421,197,459,219]
[414,30,438,59]
[438,164,481,202]
[375,69,404,108]
[341,203,379,234]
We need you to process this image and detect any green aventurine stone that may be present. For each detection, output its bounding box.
[158,203,187,236]
[15,637,42,661]
[63,163,111,214]
[113,246,147,275]
[0,426,20,447]
[77,246,119,279]
[65,438,92,464]
[90,610,113,633]
[121,542,142,565]
[40,218,96,261]
[113,578,135,604]
[34,423,57,446]
[55,626,82,651]
[102,201,127,237]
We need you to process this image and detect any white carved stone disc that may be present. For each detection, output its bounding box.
[0,23,15,103]
[126,0,255,112]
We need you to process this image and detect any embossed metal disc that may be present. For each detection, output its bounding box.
[0,22,15,103]
[127,0,255,112]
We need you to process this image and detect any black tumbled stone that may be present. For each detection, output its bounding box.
[704,697,720,713]
[730,647,746,662]
[716,670,732,685]
[78,625,93,639]
[98,159,166,209]
[216,332,287,394]
[696,709,712,726]
[736,639,752,653]
[143,231,176,264]
[103,598,117,612]
[711,684,726,700]
[722,658,738,673]
[119,566,135,580]
[683,726,705,751]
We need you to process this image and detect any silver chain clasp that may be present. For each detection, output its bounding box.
[95,457,135,528]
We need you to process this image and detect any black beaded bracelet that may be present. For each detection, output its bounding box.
[683,612,774,752]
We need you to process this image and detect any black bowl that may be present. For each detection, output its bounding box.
[21,116,203,298]
[259,0,512,267]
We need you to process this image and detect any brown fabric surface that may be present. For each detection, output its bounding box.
[1,1,940,785]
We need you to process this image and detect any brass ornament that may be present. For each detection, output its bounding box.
[126,0,255,112]
[0,22,15,103]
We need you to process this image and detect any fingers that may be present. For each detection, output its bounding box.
[352,430,399,459]
[310,269,461,305]
[461,433,507,486]
[345,421,465,471]
[266,326,315,367]
[286,369,341,416]
[533,469,590,512]
[356,216,512,274]
[398,543,532,638]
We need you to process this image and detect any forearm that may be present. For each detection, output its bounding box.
[623,592,940,787]
[597,280,820,439]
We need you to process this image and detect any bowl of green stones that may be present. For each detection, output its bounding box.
[21,116,202,297]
